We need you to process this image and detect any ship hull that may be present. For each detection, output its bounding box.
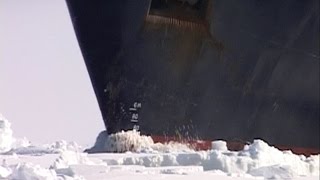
[66,0,319,153]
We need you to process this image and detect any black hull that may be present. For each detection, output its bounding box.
[66,0,319,151]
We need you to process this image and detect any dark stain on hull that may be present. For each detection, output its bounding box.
[66,0,319,153]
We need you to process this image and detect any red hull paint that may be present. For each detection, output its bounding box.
[151,136,320,156]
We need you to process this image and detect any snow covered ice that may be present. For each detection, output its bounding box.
[0,114,14,153]
[0,113,319,180]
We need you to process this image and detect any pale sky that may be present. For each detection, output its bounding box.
[0,0,104,147]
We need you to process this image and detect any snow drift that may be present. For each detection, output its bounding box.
[0,113,319,179]
[0,114,14,153]
[88,130,319,178]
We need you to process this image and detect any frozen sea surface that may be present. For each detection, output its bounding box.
[0,114,319,180]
